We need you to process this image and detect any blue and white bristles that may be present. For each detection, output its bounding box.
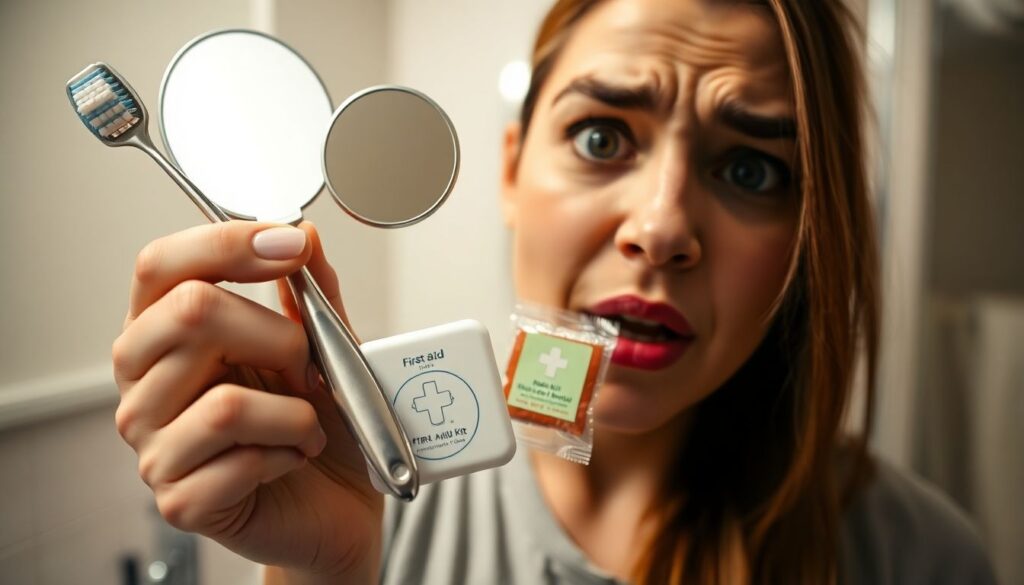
[68,64,140,139]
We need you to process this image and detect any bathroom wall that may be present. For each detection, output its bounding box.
[927,9,1024,297]
[0,404,262,583]
[0,0,251,392]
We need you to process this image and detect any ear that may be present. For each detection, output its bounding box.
[500,121,523,229]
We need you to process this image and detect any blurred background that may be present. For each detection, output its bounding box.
[0,0,1020,583]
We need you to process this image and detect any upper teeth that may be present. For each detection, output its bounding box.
[619,315,662,328]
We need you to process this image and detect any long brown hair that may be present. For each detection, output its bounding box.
[517,1,880,583]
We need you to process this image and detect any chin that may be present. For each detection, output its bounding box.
[591,372,714,436]
[591,383,683,435]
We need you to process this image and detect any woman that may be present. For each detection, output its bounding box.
[111,0,996,583]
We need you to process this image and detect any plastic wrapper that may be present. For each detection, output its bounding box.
[502,303,618,464]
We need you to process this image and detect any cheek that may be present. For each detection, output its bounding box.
[709,213,795,330]
[510,162,616,306]
[513,227,572,306]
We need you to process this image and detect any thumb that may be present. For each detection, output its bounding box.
[276,221,354,337]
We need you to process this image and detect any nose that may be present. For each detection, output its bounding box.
[614,151,702,269]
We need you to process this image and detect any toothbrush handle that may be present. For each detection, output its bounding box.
[128,132,419,500]
[287,268,419,500]
[128,133,232,223]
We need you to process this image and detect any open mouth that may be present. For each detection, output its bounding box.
[586,295,695,341]
[585,295,695,370]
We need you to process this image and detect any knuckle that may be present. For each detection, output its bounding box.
[111,334,135,381]
[114,401,138,444]
[137,450,159,487]
[170,280,219,328]
[134,240,164,285]
[155,489,188,530]
[203,385,245,432]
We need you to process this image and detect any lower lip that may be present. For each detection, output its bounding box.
[611,336,693,370]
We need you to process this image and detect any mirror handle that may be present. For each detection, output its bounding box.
[287,267,420,500]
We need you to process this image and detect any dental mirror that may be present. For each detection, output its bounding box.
[322,86,460,227]
[160,29,331,223]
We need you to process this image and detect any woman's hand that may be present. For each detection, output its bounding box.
[112,220,382,581]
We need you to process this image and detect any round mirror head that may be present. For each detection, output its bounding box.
[323,86,460,227]
[160,30,332,223]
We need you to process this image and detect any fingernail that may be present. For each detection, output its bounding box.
[252,226,306,260]
[306,362,320,393]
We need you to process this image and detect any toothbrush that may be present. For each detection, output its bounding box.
[66,63,419,500]
[67,63,233,222]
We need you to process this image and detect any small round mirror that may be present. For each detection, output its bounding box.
[323,86,460,227]
[160,29,332,223]
[161,30,459,227]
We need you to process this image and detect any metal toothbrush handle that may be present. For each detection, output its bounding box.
[126,132,234,223]
[287,267,419,500]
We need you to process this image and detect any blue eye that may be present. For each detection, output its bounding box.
[719,149,791,193]
[568,118,635,162]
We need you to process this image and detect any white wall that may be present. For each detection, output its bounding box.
[0,0,253,403]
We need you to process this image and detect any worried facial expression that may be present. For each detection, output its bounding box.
[502,0,800,434]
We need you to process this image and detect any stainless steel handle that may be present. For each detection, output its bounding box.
[287,267,418,500]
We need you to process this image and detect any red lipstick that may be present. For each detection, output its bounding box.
[588,295,695,370]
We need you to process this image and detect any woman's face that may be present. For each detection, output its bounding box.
[503,0,799,435]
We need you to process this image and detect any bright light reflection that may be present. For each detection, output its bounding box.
[498,60,531,104]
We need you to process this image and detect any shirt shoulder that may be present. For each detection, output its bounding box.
[379,452,553,585]
[840,458,998,585]
[379,468,507,585]
[379,448,621,585]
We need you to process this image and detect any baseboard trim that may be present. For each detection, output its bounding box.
[0,365,117,432]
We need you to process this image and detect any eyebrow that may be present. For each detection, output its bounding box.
[719,101,797,140]
[552,77,797,141]
[552,77,660,111]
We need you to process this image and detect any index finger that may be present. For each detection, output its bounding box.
[127,221,311,327]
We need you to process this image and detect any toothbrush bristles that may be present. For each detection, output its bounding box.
[69,64,140,139]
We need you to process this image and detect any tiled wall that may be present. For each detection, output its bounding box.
[0,402,260,585]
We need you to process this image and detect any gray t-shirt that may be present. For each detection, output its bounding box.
[379,448,997,584]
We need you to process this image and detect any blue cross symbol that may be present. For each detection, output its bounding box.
[412,380,454,426]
